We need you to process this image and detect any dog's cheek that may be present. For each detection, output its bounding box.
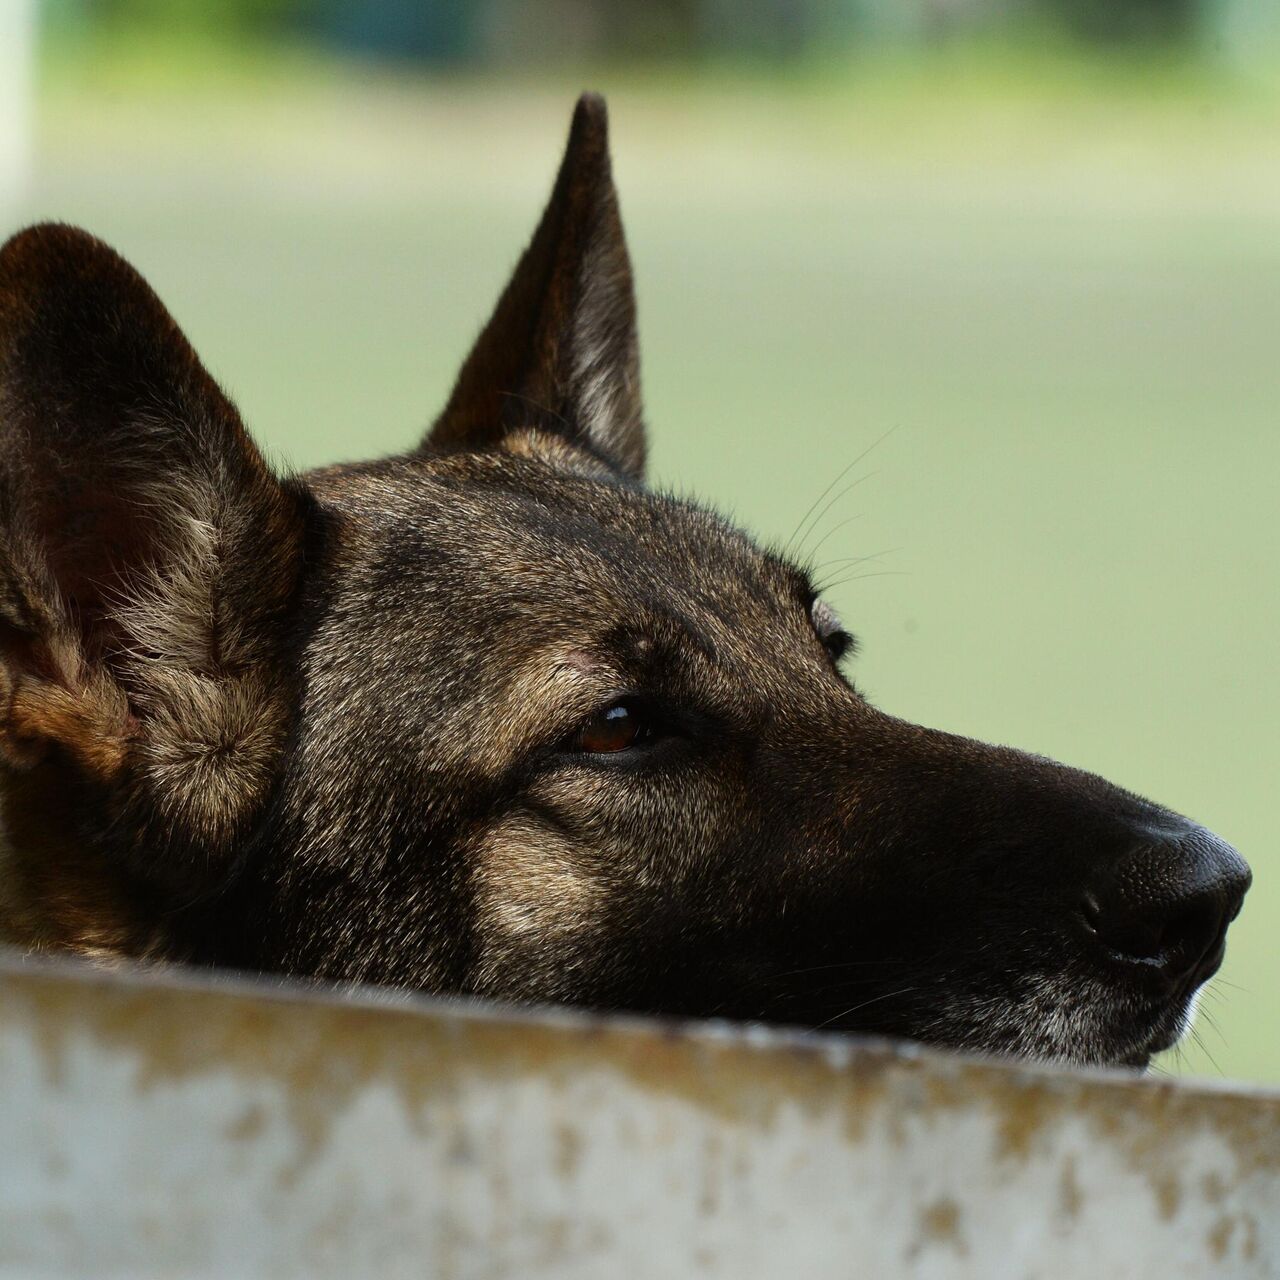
[468,815,609,998]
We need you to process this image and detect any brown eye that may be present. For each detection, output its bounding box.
[577,701,646,754]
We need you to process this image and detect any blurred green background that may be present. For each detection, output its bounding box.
[1,0,1275,1082]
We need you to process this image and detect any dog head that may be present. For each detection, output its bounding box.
[0,95,1248,1067]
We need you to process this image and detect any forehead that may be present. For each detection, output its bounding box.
[298,452,835,779]
[307,452,810,646]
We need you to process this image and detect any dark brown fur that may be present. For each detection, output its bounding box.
[0,95,1249,1066]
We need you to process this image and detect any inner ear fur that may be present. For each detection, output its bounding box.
[0,222,306,900]
[424,92,647,481]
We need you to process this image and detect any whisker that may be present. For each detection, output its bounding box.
[1190,1025,1225,1076]
[817,569,910,593]
[812,548,899,575]
[707,958,908,1021]
[813,985,918,1031]
[774,974,898,1003]
[758,958,910,985]
[797,472,880,562]
[1197,1005,1227,1046]
[802,513,867,564]
[1210,977,1247,995]
[785,460,864,556]
[785,426,895,557]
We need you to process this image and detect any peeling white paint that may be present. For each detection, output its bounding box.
[0,953,1275,1278]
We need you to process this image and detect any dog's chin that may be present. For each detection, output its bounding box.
[1104,980,1212,1072]
[1117,1050,1154,1071]
[877,974,1209,1073]
[1026,1001,1198,1073]
[1108,987,1205,1072]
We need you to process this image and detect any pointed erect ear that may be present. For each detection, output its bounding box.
[0,223,305,892]
[425,92,646,481]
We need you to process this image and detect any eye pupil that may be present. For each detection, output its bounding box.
[578,702,643,753]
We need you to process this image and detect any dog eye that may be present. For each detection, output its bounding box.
[576,700,651,753]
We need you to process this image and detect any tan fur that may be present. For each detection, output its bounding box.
[474,816,601,942]
[6,676,131,778]
[131,669,290,846]
[502,428,619,479]
[107,465,299,847]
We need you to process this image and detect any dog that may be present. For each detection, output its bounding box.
[0,93,1249,1068]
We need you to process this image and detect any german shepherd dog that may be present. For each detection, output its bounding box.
[0,95,1249,1069]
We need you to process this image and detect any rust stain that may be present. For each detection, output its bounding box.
[1206,1211,1262,1266]
[225,1102,267,1142]
[698,1130,724,1217]
[991,1084,1061,1162]
[1209,1214,1236,1261]
[552,1121,582,1180]
[1151,1171,1182,1221]
[915,1197,966,1256]
[1202,1170,1227,1204]
[538,1216,569,1260]
[1242,1212,1259,1261]
[1057,1155,1083,1221]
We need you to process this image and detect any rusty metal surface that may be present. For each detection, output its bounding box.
[0,952,1276,1278]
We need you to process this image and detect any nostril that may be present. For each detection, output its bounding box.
[1085,878,1227,967]
[1078,888,1164,959]
[1079,890,1102,935]
[1160,900,1223,963]
[1086,896,1167,963]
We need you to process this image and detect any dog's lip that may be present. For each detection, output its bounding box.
[1102,1024,1170,1072]
[1122,1024,1181,1070]
[1117,1049,1154,1071]
[1106,977,1208,1070]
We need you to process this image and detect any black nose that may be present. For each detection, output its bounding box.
[1082,824,1250,986]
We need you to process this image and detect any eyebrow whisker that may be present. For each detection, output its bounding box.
[785,426,896,558]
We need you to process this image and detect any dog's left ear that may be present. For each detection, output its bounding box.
[0,224,306,904]
[424,92,646,481]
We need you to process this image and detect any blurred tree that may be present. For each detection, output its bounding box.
[1044,0,1198,43]
[41,0,1222,58]
[304,0,476,62]
[1201,0,1280,65]
[84,0,301,37]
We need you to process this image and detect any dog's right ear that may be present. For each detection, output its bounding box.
[0,224,305,898]
[424,93,646,481]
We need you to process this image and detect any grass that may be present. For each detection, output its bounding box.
[9,33,1279,1083]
